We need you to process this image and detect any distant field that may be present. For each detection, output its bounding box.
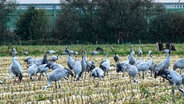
[0,44,184,103]
[0,44,184,56]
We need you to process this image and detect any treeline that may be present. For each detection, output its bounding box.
[1,0,184,45]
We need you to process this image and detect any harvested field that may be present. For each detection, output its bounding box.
[0,53,184,103]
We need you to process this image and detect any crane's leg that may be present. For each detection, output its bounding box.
[55,81,57,89]
[43,83,51,90]
[142,72,145,80]
[58,81,61,89]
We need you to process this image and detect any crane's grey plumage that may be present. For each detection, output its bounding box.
[41,54,48,64]
[173,58,184,74]
[136,50,153,79]
[24,57,34,66]
[116,61,129,77]
[81,51,87,78]
[24,56,50,80]
[90,51,99,55]
[66,49,75,70]
[45,62,64,70]
[99,52,110,76]
[33,54,48,66]
[25,57,38,80]
[37,64,49,80]
[86,61,95,72]
[9,48,23,82]
[61,51,68,55]
[155,69,184,95]
[154,49,170,76]
[91,67,104,79]
[80,51,95,79]
[66,48,82,80]
[43,68,74,90]
[49,54,59,61]
[128,44,136,65]
[73,60,82,80]
[120,62,138,83]
[47,50,58,54]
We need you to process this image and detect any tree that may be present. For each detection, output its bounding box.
[150,11,184,43]
[0,0,16,42]
[55,0,161,44]
[15,6,49,44]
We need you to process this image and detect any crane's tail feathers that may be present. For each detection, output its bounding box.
[64,68,74,77]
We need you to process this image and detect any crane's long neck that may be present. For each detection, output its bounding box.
[138,54,142,61]
[147,54,152,66]
[165,53,170,65]
[130,46,132,53]
[106,53,108,59]
[68,54,73,62]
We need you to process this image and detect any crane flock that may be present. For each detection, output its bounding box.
[3,44,184,96]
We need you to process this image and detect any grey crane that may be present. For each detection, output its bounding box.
[47,50,58,55]
[81,51,87,79]
[90,51,99,55]
[154,48,171,77]
[80,51,95,79]
[99,52,110,76]
[49,54,59,62]
[110,47,119,63]
[24,56,49,80]
[73,60,83,81]
[136,50,153,79]
[41,54,48,65]
[66,48,82,80]
[120,62,138,83]
[9,48,23,82]
[155,69,184,95]
[43,68,74,90]
[116,60,129,77]
[91,67,104,80]
[173,58,184,74]
[66,48,75,70]
[24,57,38,80]
[128,44,136,65]
[36,64,50,80]
[86,61,95,73]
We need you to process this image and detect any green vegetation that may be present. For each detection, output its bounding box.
[0,44,184,56]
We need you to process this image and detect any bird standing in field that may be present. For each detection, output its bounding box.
[43,68,73,90]
[100,52,110,76]
[128,43,136,65]
[9,48,23,82]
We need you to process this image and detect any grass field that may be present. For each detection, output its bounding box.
[0,44,184,103]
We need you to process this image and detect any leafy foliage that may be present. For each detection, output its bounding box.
[0,0,16,41]
[55,0,162,44]
[150,12,184,43]
[15,6,49,44]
